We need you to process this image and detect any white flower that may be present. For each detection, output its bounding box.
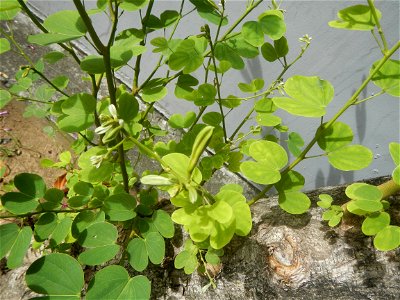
[90,155,104,168]
[108,104,118,119]
[95,123,113,135]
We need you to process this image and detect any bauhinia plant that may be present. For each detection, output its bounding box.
[0,0,399,298]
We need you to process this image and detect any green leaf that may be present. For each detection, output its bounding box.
[273,75,334,117]
[26,253,84,296]
[348,184,382,201]
[0,38,11,54]
[328,5,381,31]
[73,181,93,196]
[80,55,105,74]
[146,232,165,264]
[261,42,278,62]
[209,215,236,249]
[57,93,96,133]
[28,33,83,46]
[195,83,217,106]
[175,250,198,274]
[169,111,196,129]
[0,0,21,20]
[327,145,373,171]
[389,142,400,165]
[120,0,149,11]
[362,212,390,236]
[226,34,259,58]
[373,225,400,251]
[393,165,400,185]
[274,36,289,57]
[152,210,175,238]
[169,38,205,73]
[78,244,120,266]
[87,266,150,299]
[34,213,58,242]
[127,237,148,271]
[162,153,191,181]
[43,51,65,64]
[1,192,38,215]
[214,42,244,70]
[250,140,288,168]
[353,200,383,212]
[287,132,304,157]
[6,226,32,269]
[0,89,12,109]
[274,170,305,193]
[317,122,353,152]
[240,160,281,185]
[160,10,180,27]
[205,251,220,265]
[104,193,137,221]
[0,223,18,259]
[141,86,168,103]
[317,194,333,209]
[259,12,286,40]
[189,0,228,26]
[202,112,222,126]
[208,200,233,224]
[371,59,400,97]
[71,210,105,238]
[242,21,264,47]
[328,215,342,227]
[238,78,264,93]
[78,222,118,247]
[52,75,69,90]
[278,191,311,214]
[14,173,46,198]
[118,92,139,122]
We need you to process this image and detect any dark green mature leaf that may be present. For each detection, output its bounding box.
[15,173,46,198]
[57,93,96,132]
[141,86,168,103]
[78,222,118,247]
[104,193,137,221]
[118,92,139,122]
[86,266,151,300]
[146,232,165,264]
[34,213,57,242]
[226,34,259,58]
[6,226,32,269]
[1,192,39,214]
[0,223,18,259]
[273,76,334,117]
[374,225,400,251]
[274,36,289,57]
[26,253,84,296]
[274,170,305,193]
[127,237,148,271]
[329,5,381,31]
[152,210,175,238]
[214,42,244,70]
[261,42,278,62]
[71,210,105,238]
[371,59,400,97]
[327,145,373,170]
[78,244,120,266]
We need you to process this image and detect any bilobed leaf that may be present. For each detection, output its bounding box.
[249,140,288,169]
[259,11,286,40]
[174,250,198,274]
[0,89,12,109]
[274,170,305,193]
[0,38,10,54]
[327,145,373,171]
[214,42,244,70]
[169,111,196,129]
[0,0,21,20]
[78,222,118,247]
[202,112,222,126]
[349,184,382,201]
[52,75,69,90]
[86,265,151,300]
[189,0,228,26]
[104,193,137,221]
[78,244,120,266]
[278,191,311,214]
[317,122,353,152]
[371,59,400,97]
[287,132,304,157]
[141,86,167,103]
[261,42,278,62]
[50,216,73,246]
[317,194,333,209]
[238,78,264,93]
[169,38,205,73]
[362,212,390,236]
[120,0,149,11]
[57,93,96,133]
[389,142,400,165]
[274,36,289,57]
[273,75,334,117]
[373,225,400,251]
[208,200,233,224]
[6,226,32,269]
[160,10,180,27]
[152,210,175,238]
[242,21,264,47]
[353,199,383,212]
[209,216,236,249]
[71,210,105,238]
[26,253,84,296]
[240,160,281,185]
[328,5,381,31]
[118,92,139,122]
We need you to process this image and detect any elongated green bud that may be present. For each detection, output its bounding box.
[102,126,121,144]
[141,175,174,186]
[188,126,214,175]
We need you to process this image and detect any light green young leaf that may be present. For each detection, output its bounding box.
[242,21,264,47]
[328,5,381,31]
[371,59,400,97]
[0,38,11,54]
[327,145,373,171]
[214,42,244,70]
[120,0,149,11]
[274,170,305,193]
[373,225,400,251]
[362,212,390,236]
[141,86,167,103]
[189,0,228,26]
[389,142,400,165]
[317,121,353,152]
[287,132,304,157]
[0,0,21,20]
[278,191,311,214]
[169,38,206,73]
[273,76,334,117]
[169,111,196,129]
[0,89,12,109]
[259,11,286,40]
[317,194,333,209]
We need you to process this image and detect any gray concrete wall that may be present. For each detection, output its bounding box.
[28,0,399,190]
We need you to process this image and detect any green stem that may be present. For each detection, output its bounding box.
[353,90,385,105]
[29,67,70,97]
[367,0,389,52]
[249,41,400,205]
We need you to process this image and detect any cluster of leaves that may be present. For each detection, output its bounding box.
[0,0,399,299]
[318,143,400,251]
